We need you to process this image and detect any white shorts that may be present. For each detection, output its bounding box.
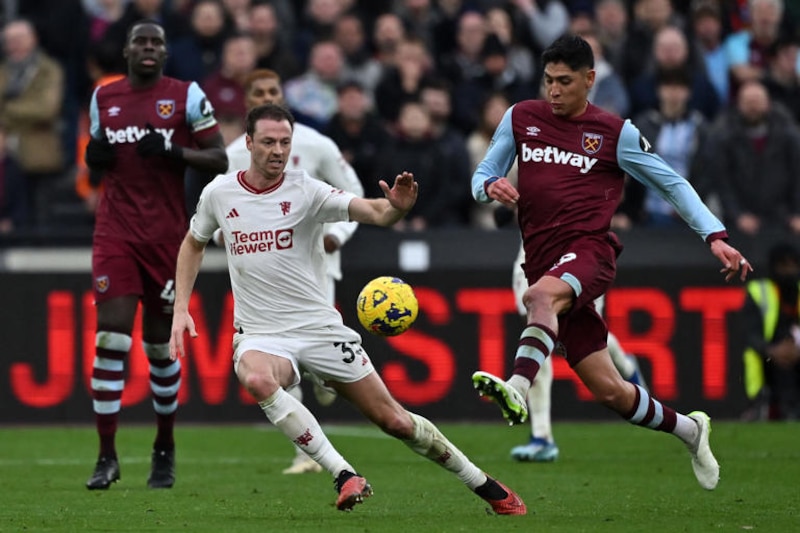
[232,324,374,388]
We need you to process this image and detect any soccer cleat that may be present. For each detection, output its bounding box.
[334,471,373,511]
[282,454,323,474]
[510,437,560,462]
[313,382,337,407]
[147,449,175,489]
[472,371,528,425]
[86,456,120,490]
[686,411,719,490]
[479,478,527,515]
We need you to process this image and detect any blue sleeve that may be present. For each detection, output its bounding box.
[617,120,725,241]
[471,105,517,203]
[89,88,101,139]
[186,81,218,134]
[724,32,750,67]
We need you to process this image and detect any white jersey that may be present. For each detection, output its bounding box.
[191,169,358,335]
[226,122,363,281]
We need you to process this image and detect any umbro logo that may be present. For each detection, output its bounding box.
[108,106,121,117]
[226,208,239,219]
[526,126,540,136]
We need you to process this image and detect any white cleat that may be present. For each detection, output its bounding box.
[282,455,323,475]
[686,411,719,490]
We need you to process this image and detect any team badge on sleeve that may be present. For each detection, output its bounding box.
[156,99,175,119]
[582,132,603,154]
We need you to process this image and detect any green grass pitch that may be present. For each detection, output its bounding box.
[0,421,797,532]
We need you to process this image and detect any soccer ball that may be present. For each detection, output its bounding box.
[356,276,418,336]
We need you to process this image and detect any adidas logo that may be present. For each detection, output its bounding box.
[226,208,239,219]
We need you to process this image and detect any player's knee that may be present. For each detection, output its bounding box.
[240,371,280,401]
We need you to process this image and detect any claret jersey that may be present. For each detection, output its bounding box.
[191,169,357,335]
[472,100,725,274]
[90,77,219,243]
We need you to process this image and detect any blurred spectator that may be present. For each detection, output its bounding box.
[723,0,797,97]
[248,1,300,79]
[373,100,459,230]
[419,78,473,225]
[202,32,257,145]
[82,0,128,45]
[582,31,630,118]
[393,0,441,56]
[628,25,720,119]
[371,12,407,69]
[221,0,251,31]
[621,68,712,228]
[509,0,570,51]
[466,91,516,229]
[325,80,388,187]
[485,5,536,86]
[438,10,488,89]
[0,19,65,229]
[594,0,629,74]
[430,0,468,59]
[283,39,344,131]
[741,242,800,421]
[333,12,382,100]
[0,123,27,235]
[691,0,729,106]
[762,35,800,123]
[706,80,800,235]
[98,0,185,74]
[293,0,345,69]
[620,0,685,85]
[165,0,232,82]
[374,37,436,125]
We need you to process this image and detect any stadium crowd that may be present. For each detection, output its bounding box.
[0,0,799,241]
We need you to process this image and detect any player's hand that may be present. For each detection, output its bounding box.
[137,123,183,159]
[380,171,418,212]
[85,136,115,170]
[487,176,519,208]
[710,239,752,282]
[169,310,198,360]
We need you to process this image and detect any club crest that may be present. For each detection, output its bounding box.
[156,99,175,119]
[582,132,603,155]
[95,275,110,293]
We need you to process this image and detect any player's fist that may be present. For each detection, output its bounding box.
[85,136,115,170]
[136,123,183,159]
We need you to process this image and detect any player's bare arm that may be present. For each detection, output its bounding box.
[710,238,753,282]
[169,233,207,360]
[349,171,418,226]
[178,130,228,174]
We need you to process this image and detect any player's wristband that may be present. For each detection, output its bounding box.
[705,231,729,244]
[484,176,501,196]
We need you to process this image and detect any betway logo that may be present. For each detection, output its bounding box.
[228,228,293,256]
[104,126,174,144]
[520,143,597,174]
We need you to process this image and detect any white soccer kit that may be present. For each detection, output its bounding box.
[226,123,363,287]
[191,170,374,384]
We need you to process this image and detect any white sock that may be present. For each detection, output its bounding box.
[259,388,354,476]
[286,385,307,460]
[507,374,531,397]
[673,413,700,445]
[607,332,635,379]
[527,357,553,441]
[403,412,487,490]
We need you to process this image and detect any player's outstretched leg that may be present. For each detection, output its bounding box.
[685,411,719,490]
[473,371,528,425]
